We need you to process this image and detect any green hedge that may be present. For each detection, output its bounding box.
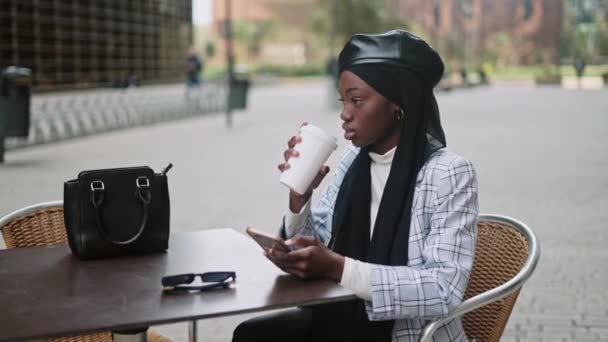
[203,66,228,80]
[492,64,608,80]
[203,64,326,79]
[254,64,325,77]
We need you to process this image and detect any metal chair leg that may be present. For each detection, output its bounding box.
[188,320,198,342]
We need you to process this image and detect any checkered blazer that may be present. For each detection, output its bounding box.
[281,144,479,342]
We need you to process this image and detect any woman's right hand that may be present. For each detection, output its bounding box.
[278,124,330,213]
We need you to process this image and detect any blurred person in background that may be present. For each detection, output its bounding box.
[573,56,586,89]
[185,47,204,99]
[233,30,479,342]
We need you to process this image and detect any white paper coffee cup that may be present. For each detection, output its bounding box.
[280,124,338,195]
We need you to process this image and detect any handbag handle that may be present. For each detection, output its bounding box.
[89,176,151,245]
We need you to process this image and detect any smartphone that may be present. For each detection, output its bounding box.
[246,227,291,252]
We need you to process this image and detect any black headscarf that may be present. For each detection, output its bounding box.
[311,30,446,341]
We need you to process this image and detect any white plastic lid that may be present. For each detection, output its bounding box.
[300,124,338,146]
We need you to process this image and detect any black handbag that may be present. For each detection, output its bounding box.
[64,164,172,259]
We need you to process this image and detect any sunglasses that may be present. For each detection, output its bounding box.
[162,271,236,292]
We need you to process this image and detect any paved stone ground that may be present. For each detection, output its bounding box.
[1,81,607,341]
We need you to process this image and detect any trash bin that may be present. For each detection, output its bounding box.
[228,65,250,110]
[0,66,32,138]
[228,78,250,110]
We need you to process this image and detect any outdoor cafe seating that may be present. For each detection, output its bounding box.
[0,202,539,342]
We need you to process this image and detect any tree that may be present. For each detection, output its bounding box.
[309,0,409,55]
[233,19,276,58]
[205,41,215,59]
[561,0,608,62]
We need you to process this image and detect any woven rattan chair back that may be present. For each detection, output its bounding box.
[0,201,113,342]
[47,334,112,342]
[1,202,66,248]
[461,219,530,342]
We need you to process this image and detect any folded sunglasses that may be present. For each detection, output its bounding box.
[162,271,236,292]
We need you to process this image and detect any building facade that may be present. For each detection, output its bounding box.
[387,0,564,65]
[210,0,316,65]
[0,0,193,90]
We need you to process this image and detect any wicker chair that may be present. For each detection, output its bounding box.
[0,201,113,342]
[419,214,541,342]
[0,201,174,342]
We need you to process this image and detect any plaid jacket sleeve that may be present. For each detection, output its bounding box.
[366,155,478,320]
[280,146,359,244]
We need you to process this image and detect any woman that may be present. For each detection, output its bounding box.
[234,30,478,342]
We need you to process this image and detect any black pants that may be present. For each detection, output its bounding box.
[232,308,312,342]
[233,301,391,341]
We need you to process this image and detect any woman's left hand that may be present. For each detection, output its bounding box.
[265,236,345,282]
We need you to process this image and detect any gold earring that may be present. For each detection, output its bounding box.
[396,108,405,121]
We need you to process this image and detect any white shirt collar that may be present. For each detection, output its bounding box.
[369,146,396,164]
